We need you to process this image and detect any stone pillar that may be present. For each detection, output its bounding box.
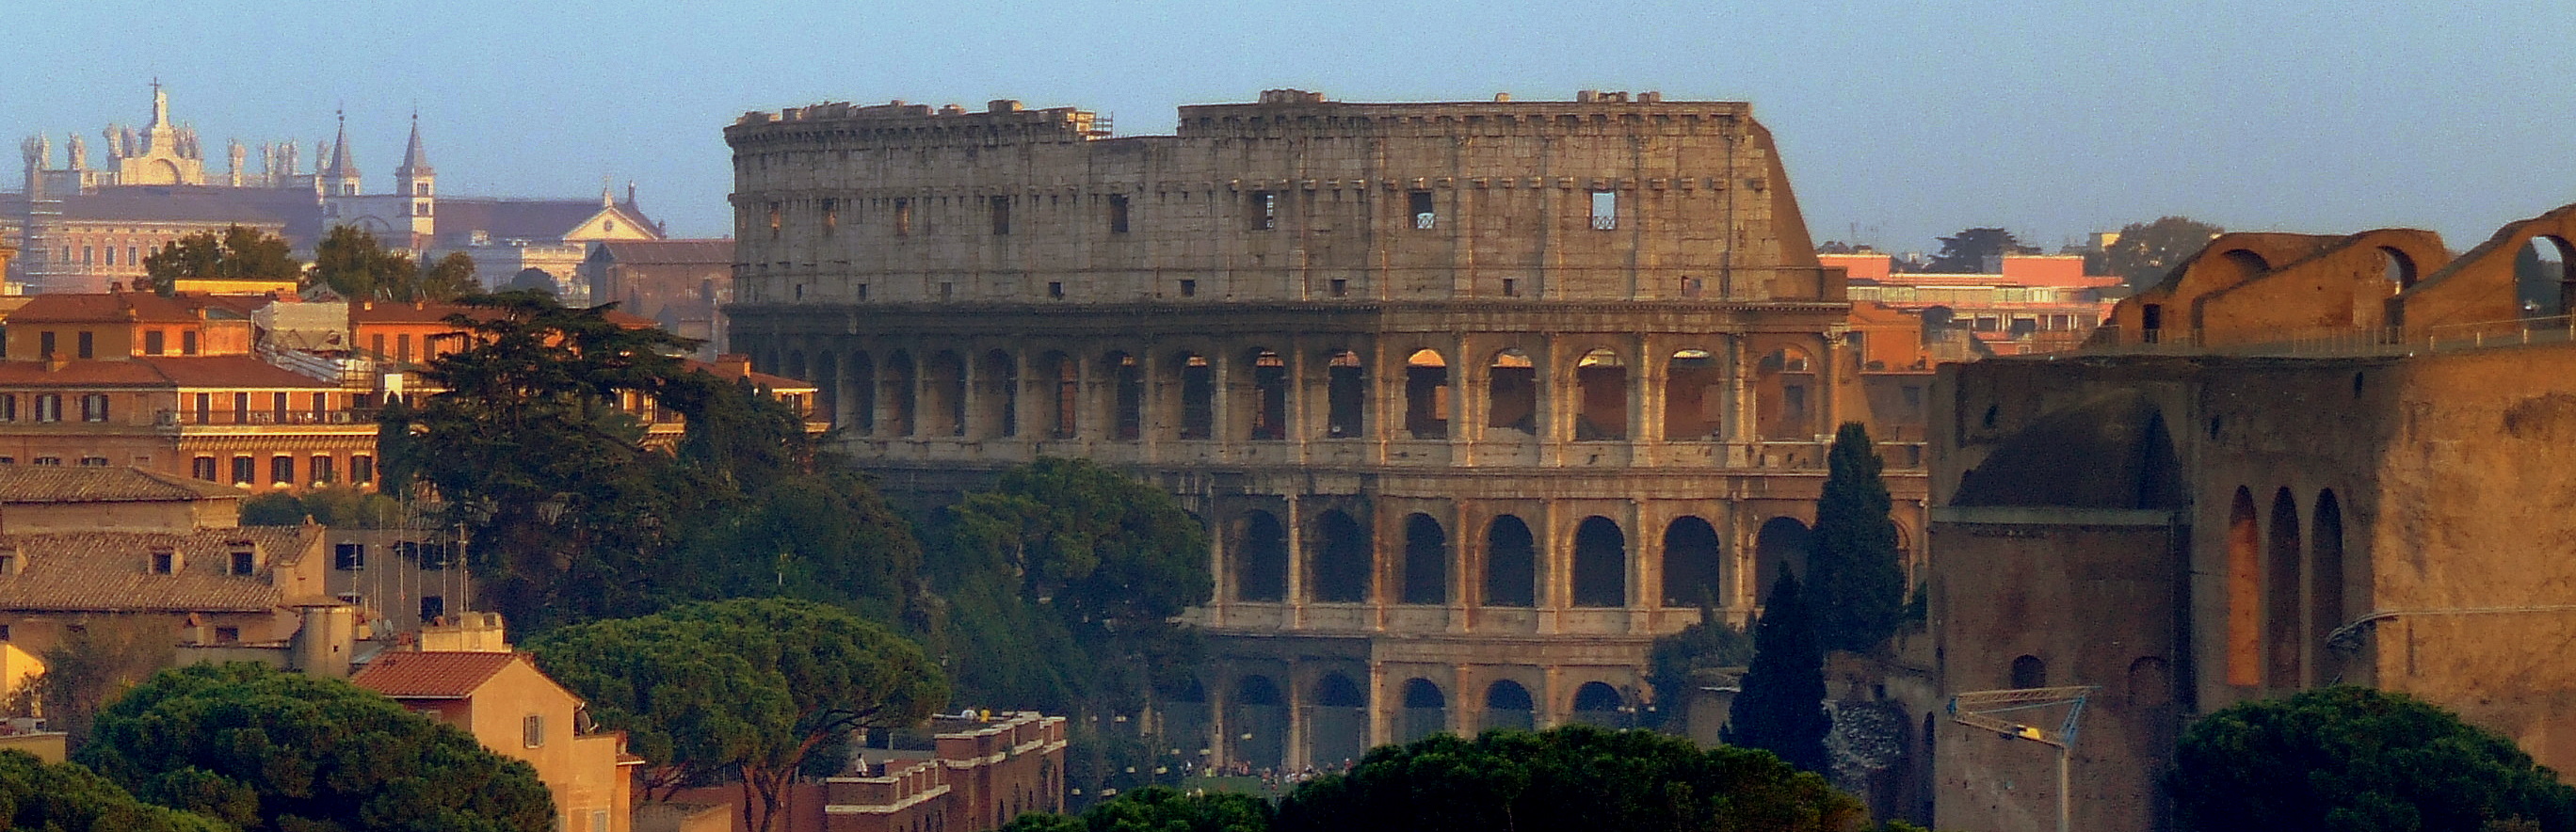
[958,347,982,440]
[1540,664,1566,728]
[1286,494,1307,629]
[1820,328,1848,440]
[1286,666,1310,771]
[1538,500,1565,634]
[1367,662,1391,749]
[1208,673,1232,768]
[1450,500,1473,633]
[1729,333,1758,460]
[1450,663,1476,735]
[1634,335,1664,445]
[1631,499,1657,634]
[1209,512,1231,627]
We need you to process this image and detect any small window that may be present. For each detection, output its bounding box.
[1409,190,1436,229]
[182,330,199,355]
[0,394,16,423]
[34,394,59,424]
[76,331,92,360]
[1502,278,1519,297]
[38,331,54,359]
[193,456,217,481]
[422,594,446,622]
[0,624,9,641]
[232,456,255,485]
[77,456,107,467]
[821,198,839,235]
[1250,191,1277,231]
[145,330,165,355]
[29,457,58,467]
[894,199,912,236]
[939,282,954,301]
[1590,191,1618,230]
[311,456,335,484]
[1048,281,1064,298]
[351,455,374,484]
[81,393,108,423]
[1108,194,1130,233]
[334,543,365,570]
[213,627,239,645]
[523,714,545,747]
[767,202,781,238]
[271,456,296,485]
[857,283,870,301]
[150,549,176,574]
[230,550,255,575]
[990,196,1011,235]
[1328,279,1347,297]
[1179,280,1197,297]
[0,552,17,576]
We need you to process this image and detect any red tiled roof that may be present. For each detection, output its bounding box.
[0,466,239,504]
[685,358,809,390]
[10,292,206,325]
[0,526,317,614]
[347,301,494,326]
[351,651,524,699]
[137,356,336,389]
[0,360,173,387]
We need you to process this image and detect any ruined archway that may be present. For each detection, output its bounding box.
[2310,489,2345,684]
[1754,517,1812,599]
[1235,510,1288,602]
[2226,486,2260,687]
[1249,348,1288,440]
[1406,348,1449,439]
[1571,516,1627,608]
[2517,234,2576,317]
[845,350,877,434]
[1176,352,1215,440]
[1484,515,1538,607]
[1663,348,1723,440]
[976,349,1017,438]
[1039,351,1076,439]
[1104,352,1143,440]
[924,350,967,436]
[1574,348,1628,440]
[1229,676,1287,769]
[1325,350,1365,439]
[1401,512,1449,605]
[812,351,839,427]
[2010,654,2047,689]
[1309,673,1369,767]
[1398,678,1448,743]
[1309,509,1372,603]
[2266,488,2302,689]
[1756,347,1815,440]
[1569,681,1627,728]
[1662,516,1723,608]
[882,350,918,436]
[1487,348,1538,434]
[1483,680,1537,731]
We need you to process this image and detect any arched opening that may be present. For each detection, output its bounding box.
[2378,247,2418,289]
[1040,352,1076,439]
[2265,488,2302,689]
[1325,350,1365,438]
[976,350,1016,438]
[1569,681,1627,728]
[2310,489,2345,684]
[1162,678,1211,766]
[1400,513,1448,605]
[2127,657,2171,708]
[1487,348,1538,434]
[1309,509,1372,603]
[812,351,840,427]
[882,351,918,436]
[1756,347,1815,440]
[1235,511,1288,602]
[1483,680,1537,731]
[1176,353,1215,440]
[1661,517,1723,608]
[2219,248,2272,283]
[846,351,877,434]
[1484,515,1538,607]
[1229,676,1286,769]
[2226,486,2261,686]
[1309,673,1369,767]
[1249,349,1288,440]
[1663,348,1724,440]
[1398,678,1447,743]
[784,349,809,382]
[1105,352,1143,440]
[2010,655,2046,689]
[1570,517,1627,608]
[1574,348,1628,440]
[923,351,966,437]
[2517,234,2576,317]
[1405,349,1449,439]
[1754,517,1813,599]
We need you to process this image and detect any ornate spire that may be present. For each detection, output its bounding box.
[395,112,431,178]
[149,78,169,129]
[325,109,356,177]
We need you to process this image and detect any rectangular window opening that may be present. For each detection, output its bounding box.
[1108,194,1130,233]
[1179,280,1197,297]
[894,199,911,236]
[1048,281,1064,299]
[1590,191,1618,230]
[990,196,1011,235]
[1409,190,1436,229]
[1328,279,1347,298]
[1250,191,1277,231]
[1502,278,1519,297]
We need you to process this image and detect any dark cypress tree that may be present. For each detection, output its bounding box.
[1723,570,1830,775]
[1810,422,1905,654]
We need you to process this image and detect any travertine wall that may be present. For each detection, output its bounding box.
[727,90,1927,772]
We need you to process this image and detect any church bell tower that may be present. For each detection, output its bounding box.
[393,114,436,242]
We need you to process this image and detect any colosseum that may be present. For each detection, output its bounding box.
[723,88,1931,770]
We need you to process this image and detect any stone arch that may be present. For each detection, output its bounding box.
[1309,509,1372,603]
[845,351,877,434]
[1234,510,1288,602]
[1661,516,1723,608]
[882,350,917,436]
[1248,348,1288,440]
[1400,512,1448,605]
[1484,680,1537,731]
[1570,516,1627,608]
[1324,349,1365,439]
[2310,489,2346,683]
[2517,234,2576,316]
[923,350,966,436]
[785,349,809,381]
[975,349,1017,438]
[1174,351,1215,440]
[2010,654,2046,689]
[812,351,839,426]
[1663,347,1724,440]
[1569,680,1627,728]
[1754,517,1812,599]
[2219,248,2272,280]
[2226,486,2261,686]
[1487,348,1538,434]
[1309,672,1369,767]
[1398,678,1447,743]
[1756,345,1816,440]
[2379,246,2418,289]
[1162,677,1212,763]
[2126,656,2171,708]
[1104,351,1143,440]
[1229,675,1286,769]
[2265,487,2302,689]
[1484,515,1538,607]
[1574,347,1628,440]
[1405,348,1450,439]
[1039,351,1076,439]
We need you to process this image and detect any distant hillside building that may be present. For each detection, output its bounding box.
[1822,251,2120,356]
[582,239,734,360]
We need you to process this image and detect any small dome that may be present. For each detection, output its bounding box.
[1953,390,2185,510]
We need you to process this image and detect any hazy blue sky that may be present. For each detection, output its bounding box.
[8,0,2568,255]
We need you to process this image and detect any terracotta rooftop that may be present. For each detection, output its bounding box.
[348,300,496,326]
[0,465,239,504]
[0,359,171,387]
[0,526,317,614]
[351,651,525,699]
[10,292,207,325]
[688,357,810,390]
[137,356,337,389]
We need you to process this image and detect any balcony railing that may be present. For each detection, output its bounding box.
[167,408,382,427]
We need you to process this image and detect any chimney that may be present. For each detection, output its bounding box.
[716,353,752,377]
[44,353,68,372]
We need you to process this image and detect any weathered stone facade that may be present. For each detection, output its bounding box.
[725,90,1930,771]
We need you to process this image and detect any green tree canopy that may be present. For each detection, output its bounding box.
[1924,227,2038,273]
[1809,423,1905,654]
[0,749,233,832]
[76,663,553,832]
[311,226,475,302]
[1274,725,1861,832]
[1002,786,1274,832]
[527,598,949,832]
[2100,216,2223,289]
[2172,686,2576,832]
[139,226,299,296]
[1647,608,1752,731]
[1723,571,1829,775]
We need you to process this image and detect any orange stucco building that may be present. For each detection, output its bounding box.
[354,648,640,832]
